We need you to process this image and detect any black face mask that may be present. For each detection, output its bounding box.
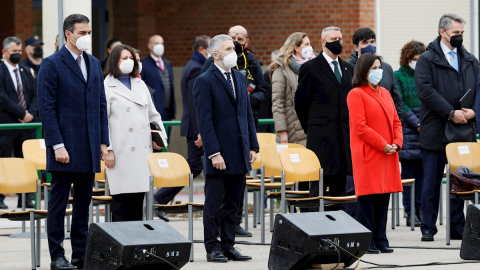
[449,34,463,48]
[9,53,21,64]
[325,40,343,55]
[33,47,43,58]
[233,41,244,56]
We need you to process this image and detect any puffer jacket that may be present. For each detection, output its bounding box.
[271,57,307,145]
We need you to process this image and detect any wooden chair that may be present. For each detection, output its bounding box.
[90,161,112,223]
[445,142,480,245]
[146,152,202,262]
[391,178,416,231]
[278,148,357,213]
[0,158,72,270]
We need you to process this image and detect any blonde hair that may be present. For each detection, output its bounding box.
[270,32,309,73]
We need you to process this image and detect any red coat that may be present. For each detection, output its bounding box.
[347,85,403,196]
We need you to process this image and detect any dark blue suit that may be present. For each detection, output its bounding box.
[37,45,109,261]
[140,56,176,121]
[154,53,205,205]
[193,63,259,253]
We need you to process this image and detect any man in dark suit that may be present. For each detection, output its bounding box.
[153,35,210,222]
[37,14,109,270]
[140,35,176,127]
[0,36,38,209]
[295,26,354,211]
[193,34,259,263]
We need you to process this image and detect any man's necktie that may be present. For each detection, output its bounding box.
[13,68,26,109]
[449,51,459,72]
[157,59,164,72]
[76,55,82,69]
[332,60,342,84]
[224,72,235,99]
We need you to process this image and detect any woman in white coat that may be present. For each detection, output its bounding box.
[103,44,166,221]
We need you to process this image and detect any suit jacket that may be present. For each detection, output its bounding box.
[295,52,354,175]
[193,63,259,175]
[347,85,403,196]
[140,56,176,120]
[180,54,204,138]
[37,45,109,173]
[104,75,164,195]
[0,62,38,136]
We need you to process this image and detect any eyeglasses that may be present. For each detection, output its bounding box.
[228,32,248,42]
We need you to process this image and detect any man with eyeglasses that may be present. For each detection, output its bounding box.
[201,26,267,238]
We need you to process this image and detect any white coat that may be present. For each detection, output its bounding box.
[104,74,166,195]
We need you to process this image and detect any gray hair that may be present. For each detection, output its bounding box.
[3,36,21,50]
[438,13,466,32]
[322,26,341,39]
[210,34,233,54]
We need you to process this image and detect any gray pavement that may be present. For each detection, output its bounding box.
[1,190,480,270]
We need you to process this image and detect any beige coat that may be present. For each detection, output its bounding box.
[104,75,166,195]
[271,58,307,145]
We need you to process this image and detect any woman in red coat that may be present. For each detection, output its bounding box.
[347,53,403,254]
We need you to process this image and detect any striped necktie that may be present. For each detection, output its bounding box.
[13,68,26,109]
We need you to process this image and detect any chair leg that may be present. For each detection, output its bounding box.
[281,171,286,214]
[36,219,41,266]
[89,202,93,224]
[244,187,248,231]
[105,205,111,222]
[396,193,400,226]
[257,192,261,225]
[260,175,265,244]
[476,193,479,204]
[253,192,257,228]
[30,212,36,270]
[95,205,100,223]
[411,183,415,231]
[270,197,274,232]
[446,164,451,245]
[188,204,194,262]
[391,193,395,230]
[439,180,443,225]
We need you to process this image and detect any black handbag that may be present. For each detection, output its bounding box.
[443,121,476,144]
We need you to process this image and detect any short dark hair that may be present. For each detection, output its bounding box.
[352,53,382,87]
[105,38,121,52]
[352,27,376,46]
[193,35,210,53]
[63,14,90,39]
[104,44,139,78]
[399,40,425,67]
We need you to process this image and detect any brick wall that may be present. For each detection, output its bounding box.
[0,0,33,60]
[114,0,375,66]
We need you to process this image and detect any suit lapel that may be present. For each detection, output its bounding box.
[84,51,92,85]
[318,53,341,87]
[1,63,16,95]
[60,46,87,85]
[107,75,146,106]
[338,59,350,89]
[211,66,236,101]
[362,85,393,127]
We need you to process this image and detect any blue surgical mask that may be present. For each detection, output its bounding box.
[368,69,383,85]
[360,45,376,55]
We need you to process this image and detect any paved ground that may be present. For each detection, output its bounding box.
[1,188,480,270]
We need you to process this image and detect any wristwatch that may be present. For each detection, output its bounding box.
[447,110,455,121]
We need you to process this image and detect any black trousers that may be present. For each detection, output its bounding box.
[154,137,203,204]
[47,172,94,261]
[203,174,244,253]
[421,149,464,235]
[309,174,347,212]
[0,129,36,204]
[356,193,390,250]
[111,192,145,222]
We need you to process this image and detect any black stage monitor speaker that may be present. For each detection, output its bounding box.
[461,204,480,260]
[268,211,371,270]
[84,220,191,270]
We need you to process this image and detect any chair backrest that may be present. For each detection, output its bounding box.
[22,139,46,170]
[446,142,480,172]
[279,148,320,183]
[95,161,106,181]
[0,158,38,193]
[147,152,191,188]
[256,133,276,149]
[261,143,306,177]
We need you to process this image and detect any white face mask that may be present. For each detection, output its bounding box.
[221,51,237,69]
[137,61,143,73]
[368,69,383,85]
[119,59,134,74]
[301,46,313,59]
[70,33,91,52]
[153,43,164,57]
[408,60,417,70]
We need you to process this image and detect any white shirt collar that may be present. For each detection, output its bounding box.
[214,62,231,74]
[3,59,18,72]
[150,53,164,63]
[440,39,457,56]
[65,44,83,60]
[322,51,339,64]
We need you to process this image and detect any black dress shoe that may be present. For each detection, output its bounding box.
[406,214,422,227]
[223,248,252,261]
[206,250,228,262]
[367,249,380,254]
[421,231,434,241]
[0,201,7,209]
[17,200,35,209]
[235,225,252,237]
[155,210,170,222]
[71,257,84,269]
[379,247,394,253]
[50,256,77,270]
